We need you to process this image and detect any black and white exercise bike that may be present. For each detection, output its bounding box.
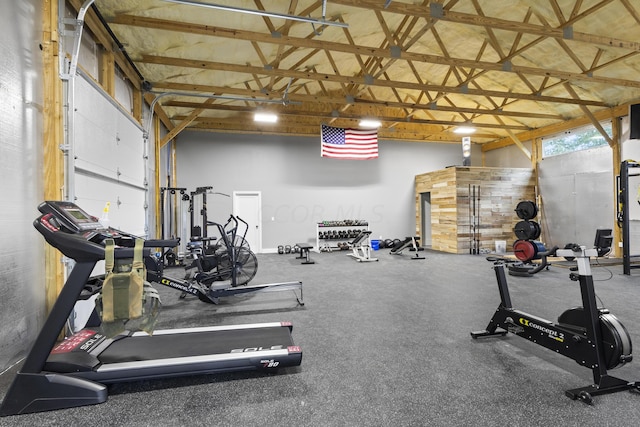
[472,240,640,405]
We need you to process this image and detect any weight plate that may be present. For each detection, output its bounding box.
[531,221,541,240]
[515,201,538,220]
[513,240,536,261]
[514,220,538,240]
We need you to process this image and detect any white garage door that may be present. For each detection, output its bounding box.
[72,74,147,236]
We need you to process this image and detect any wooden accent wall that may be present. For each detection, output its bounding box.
[415,167,536,254]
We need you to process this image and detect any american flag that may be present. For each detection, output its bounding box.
[321,125,379,160]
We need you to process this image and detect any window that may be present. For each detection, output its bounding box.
[542,122,612,158]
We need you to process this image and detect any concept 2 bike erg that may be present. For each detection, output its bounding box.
[472,244,640,405]
[146,215,303,305]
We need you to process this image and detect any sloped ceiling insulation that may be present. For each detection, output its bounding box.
[90,0,640,145]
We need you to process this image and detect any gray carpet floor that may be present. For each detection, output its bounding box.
[2,248,640,426]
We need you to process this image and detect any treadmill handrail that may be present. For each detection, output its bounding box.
[34,215,105,263]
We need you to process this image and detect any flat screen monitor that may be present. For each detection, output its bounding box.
[594,228,613,257]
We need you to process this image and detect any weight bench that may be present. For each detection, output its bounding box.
[390,236,425,260]
[347,230,378,262]
[296,243,315,264]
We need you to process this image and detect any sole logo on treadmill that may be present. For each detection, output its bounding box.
[51,330,105,354]
[230,345,284,353]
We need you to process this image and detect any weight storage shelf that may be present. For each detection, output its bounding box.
[316,221,369,252]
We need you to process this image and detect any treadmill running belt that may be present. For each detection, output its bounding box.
[99,326,294,363]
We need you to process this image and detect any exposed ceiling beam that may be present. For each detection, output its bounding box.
[563,82,614,146]
[180,119,481,143]
[68,0,143,90]
[329,0,640,51]
[161,100,530,131]
[153,82,563,124]
[140,54,609,107]
[495,116,531,159]
[110,14,640,89]
[154,81,563,120]
[160,98,217,146]
[482,103,628,151]
[159,0,348,28]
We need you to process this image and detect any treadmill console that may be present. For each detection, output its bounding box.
[38,201,102,234]
[36,201,137,255]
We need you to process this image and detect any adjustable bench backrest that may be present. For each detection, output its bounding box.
[390,237,413,253]
[350,230,372,246]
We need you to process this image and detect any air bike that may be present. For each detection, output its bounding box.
[471,241,640,405]
[0,201,303,416]
[147,214,303,305]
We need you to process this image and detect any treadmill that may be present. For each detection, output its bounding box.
[0,201,302,416]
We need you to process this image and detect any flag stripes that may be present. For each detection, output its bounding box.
[321,124,379,160]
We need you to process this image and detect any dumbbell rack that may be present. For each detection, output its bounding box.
[316,221,369,252]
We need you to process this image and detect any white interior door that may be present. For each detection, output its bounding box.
[232,191,262,253]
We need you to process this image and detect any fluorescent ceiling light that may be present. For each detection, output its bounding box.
[359,119,382,128]
[254,113,278,123]
[454,126,476,134]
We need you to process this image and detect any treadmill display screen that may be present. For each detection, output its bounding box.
[67,207,92,223]
[40,201,102,233]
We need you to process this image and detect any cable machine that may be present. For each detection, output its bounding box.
[189,186,232,240]
[189,186,212,239]
[616,160,640,275]
[160,187,189,266]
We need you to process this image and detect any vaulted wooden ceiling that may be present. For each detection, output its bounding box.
[89,0,640,146]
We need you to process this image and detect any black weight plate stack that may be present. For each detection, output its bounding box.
[514,220,541,240]
[531,222,541,240]
[515,200,538,220]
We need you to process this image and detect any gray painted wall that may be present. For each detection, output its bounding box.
[175,132,468,250]
[538,145,614,247]
[621,116,640,254]
[483,141,532,168]
[0,0,45,370]
[485,133,618,250]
